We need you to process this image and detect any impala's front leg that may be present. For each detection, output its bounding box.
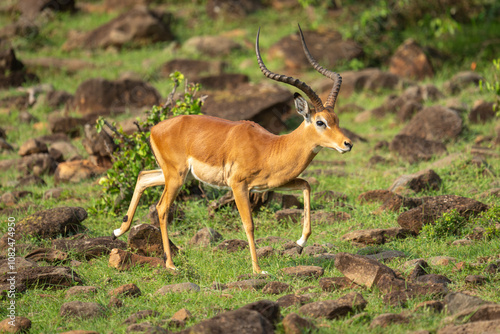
[275,178,311,247]
[232,182,263,274]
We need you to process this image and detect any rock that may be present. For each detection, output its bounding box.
[276,294,312,308]
[226,279,267,291]
[444,71,484,94]
[389,39,433,80]
[108,283,141,298]
[281,265,324,278]
[59,301,105,319]
[334,253,396,288]
[379,274,448,306]
[160,59,226,79]
[214,239,248,252]
[469,101,496,124]
[281,194,303,209]
[81,124,116,168]
[108,248,165,271]
[389,169,442,194]
[451,304,500,324]
[438,320,500,334]
[416,300,444,313]
[299,292,366,320]
[0,257,37,274]
[65,286,98,298]
[206,0,262,19]
[48,116,87,137]
[71,78,161,115]
[46,90,73,108]
[416,274,451,286]
[396,100,423,123]
[63,7,174,51]
[397,195,489,234]
[398,106,463,142]
[108,297,123,308]
[201,83,293,134]
[20,153,57,176]
[0,42,38,89]
[262,281,292,295]
[319,277,358,292]
[183,35,242,56]
[43,188,64,200]
[389,134,447,164]
[282,312,317,334]
[53,236,127,260]
[123,310,159,325]
[465,275,487,285]
[18,139,48,156]
[171,308,192,322]
[408,260,430,280]
[302,245,328,256]
[25,248,68,263]
[189,227,223,247]
[269,29,363,70]
[275,209,302,223]
[370,313,409,328]
[156,282,200,294]
[365,250,406,262]
[0,266,83,289]
[299,300,353,320]
[256,246,278,258]
[177,309,273,334]
[239,300,281,327]
[444,292,492,315]
[0,207,87,250]
[0,317,31,333]
[54,160,107,184]
[128,223,179,257]
[342,227,414,245]
[357,189,395,204]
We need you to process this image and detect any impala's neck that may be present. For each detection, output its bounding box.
[271,122,319,178]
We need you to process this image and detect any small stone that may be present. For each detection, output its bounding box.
[0,317,32,333]
[369,313,409,328]
[59,301,105,319]
[281,265,324,278]
[465,275,487,285]
[262,281,292,295]
[214,239,248,252]
[189,227,223,247]
[108,283,141,298]
[282,313,317,334]
[452,239,473,246]
[416,274,452,286]
[65,286,97,298]
[256,246,277,258]
[123,310,159,325]
[319,277,358,292]
[171,308,192,322]
[108,296,123,308]
[415,300,444,313]
[276,294,311,308]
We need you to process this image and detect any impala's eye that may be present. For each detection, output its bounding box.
[316,120,325,127]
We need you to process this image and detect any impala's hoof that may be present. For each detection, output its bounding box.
[111,233,117,240]
[296,236,307,247]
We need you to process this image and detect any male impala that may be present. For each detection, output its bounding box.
[112,26,352,274]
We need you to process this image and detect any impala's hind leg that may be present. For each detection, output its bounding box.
[156,173,184,270]
[274,178,311,247]
[113,169,165,239]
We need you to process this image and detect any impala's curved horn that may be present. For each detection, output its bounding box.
[256,27,324,111]
[297,24,342,110]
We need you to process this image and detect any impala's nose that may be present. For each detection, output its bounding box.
[344,141,353,151]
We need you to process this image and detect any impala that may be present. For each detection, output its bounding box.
[112,26,353,274]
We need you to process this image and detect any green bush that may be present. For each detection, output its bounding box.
[91,72,203,216]
[420,209,468,240]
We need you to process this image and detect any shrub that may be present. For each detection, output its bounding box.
[91,72,203,215]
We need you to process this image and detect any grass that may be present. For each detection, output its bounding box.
[0,0,499,333]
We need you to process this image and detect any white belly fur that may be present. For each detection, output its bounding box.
[188,157,230,189]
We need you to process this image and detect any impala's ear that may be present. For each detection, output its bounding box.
[294,93,311,123]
